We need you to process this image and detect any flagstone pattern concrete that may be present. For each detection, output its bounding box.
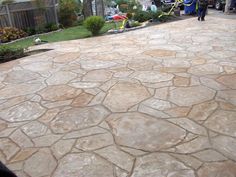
[0,14,236,177]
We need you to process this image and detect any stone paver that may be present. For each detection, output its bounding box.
[0,10,236,177]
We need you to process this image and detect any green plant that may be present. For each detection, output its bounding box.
[83,16,105,36]
[133,11,152,22]
[0,46,25,62]
[150,10,163,20]
[126,12,133,19]
[44,23,59,32]
[130,21,141,27]
[0,27,27,43]
[24,27,36,36]
[59,0,79,27]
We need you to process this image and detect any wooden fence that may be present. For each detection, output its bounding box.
[0,0,59,29]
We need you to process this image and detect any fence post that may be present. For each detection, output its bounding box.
[52,0,59,27]
[5,4,13,27]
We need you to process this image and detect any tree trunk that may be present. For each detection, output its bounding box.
[224,0,230,13]
[83,0,93,18]
[96,0,104,17]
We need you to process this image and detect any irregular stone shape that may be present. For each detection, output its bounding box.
[157,67,188,73]
[0,138,20,160]
[104,82,150,112]
[204,110,236,137]
[107,112,186,151]
[128,60,157,71]
[38,108,60,123]
[141,98,172,111]
[76,133,113,151]
[24,149,57,177]
[164,106,190,117]
[0,83,45,100]
[163,59,190,68]
[144,49,176,57]
[82,70,112,82]
[188,64,223,75]
[189,101,218,122]
[50,106,109,133]
[88,91,106,106]
[0,95,30,111]
[138,104,170,118]
[63,127,107,139]
[211,135,236,161]
[0,101,46,122]
[114,167,129,177]
[219,102,236,111]
[39,85,81,101]
[43,99,73,109]
[52,139,75,159]
[171,154,202,170]
[131,153,195,177]
[33,134,62,147]
[46,71,77,85]
[21,61,53,72]
[71,92,93,107]
[11,148,37,163]
[175,136,211,153]
[154,87,169,100]
[173,76,190,86]
[217,74,236,89]
[80,60,117,70]
[21,121,48,138]
[95,145,134,172]
[192,149,227,162]
[53,52,80,63]
[200,77,227,90]
[10,129,34,148]
[69,82,100,89]
[169,86,215,106]
[4,70,41,84]
[53,153,114,177]
[131,71,174,83]
[168,118,207,135]
[120,147,148,156]
[217,90,236,105]
[198,161,236,177]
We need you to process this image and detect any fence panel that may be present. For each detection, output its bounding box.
[0,0,58,29]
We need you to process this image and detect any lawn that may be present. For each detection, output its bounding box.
[5,22,118,49]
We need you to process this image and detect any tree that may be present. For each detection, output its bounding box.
[224,0,230,13]
[83,0,93,18]
[59,0,78,27]
[96,0,105,16]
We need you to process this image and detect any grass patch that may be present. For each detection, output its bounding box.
[5,22,118,49]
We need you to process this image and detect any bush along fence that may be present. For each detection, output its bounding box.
[0,0,59,30]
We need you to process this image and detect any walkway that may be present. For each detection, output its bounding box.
[0,11,236,177]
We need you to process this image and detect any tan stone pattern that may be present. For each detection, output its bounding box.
[0,12,236,177]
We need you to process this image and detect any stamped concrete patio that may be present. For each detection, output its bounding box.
[1,11,236,177]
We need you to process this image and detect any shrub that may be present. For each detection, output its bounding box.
[133,11,152,22]
[24,27,36,36]
[150,10,163,20]
[44,23,59,32]
[126,12,133,19]
[0,46,25,62]
[130,21,141,27]
[59,0,79,27]
[0,27,27,43]
[83,16,105,36]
